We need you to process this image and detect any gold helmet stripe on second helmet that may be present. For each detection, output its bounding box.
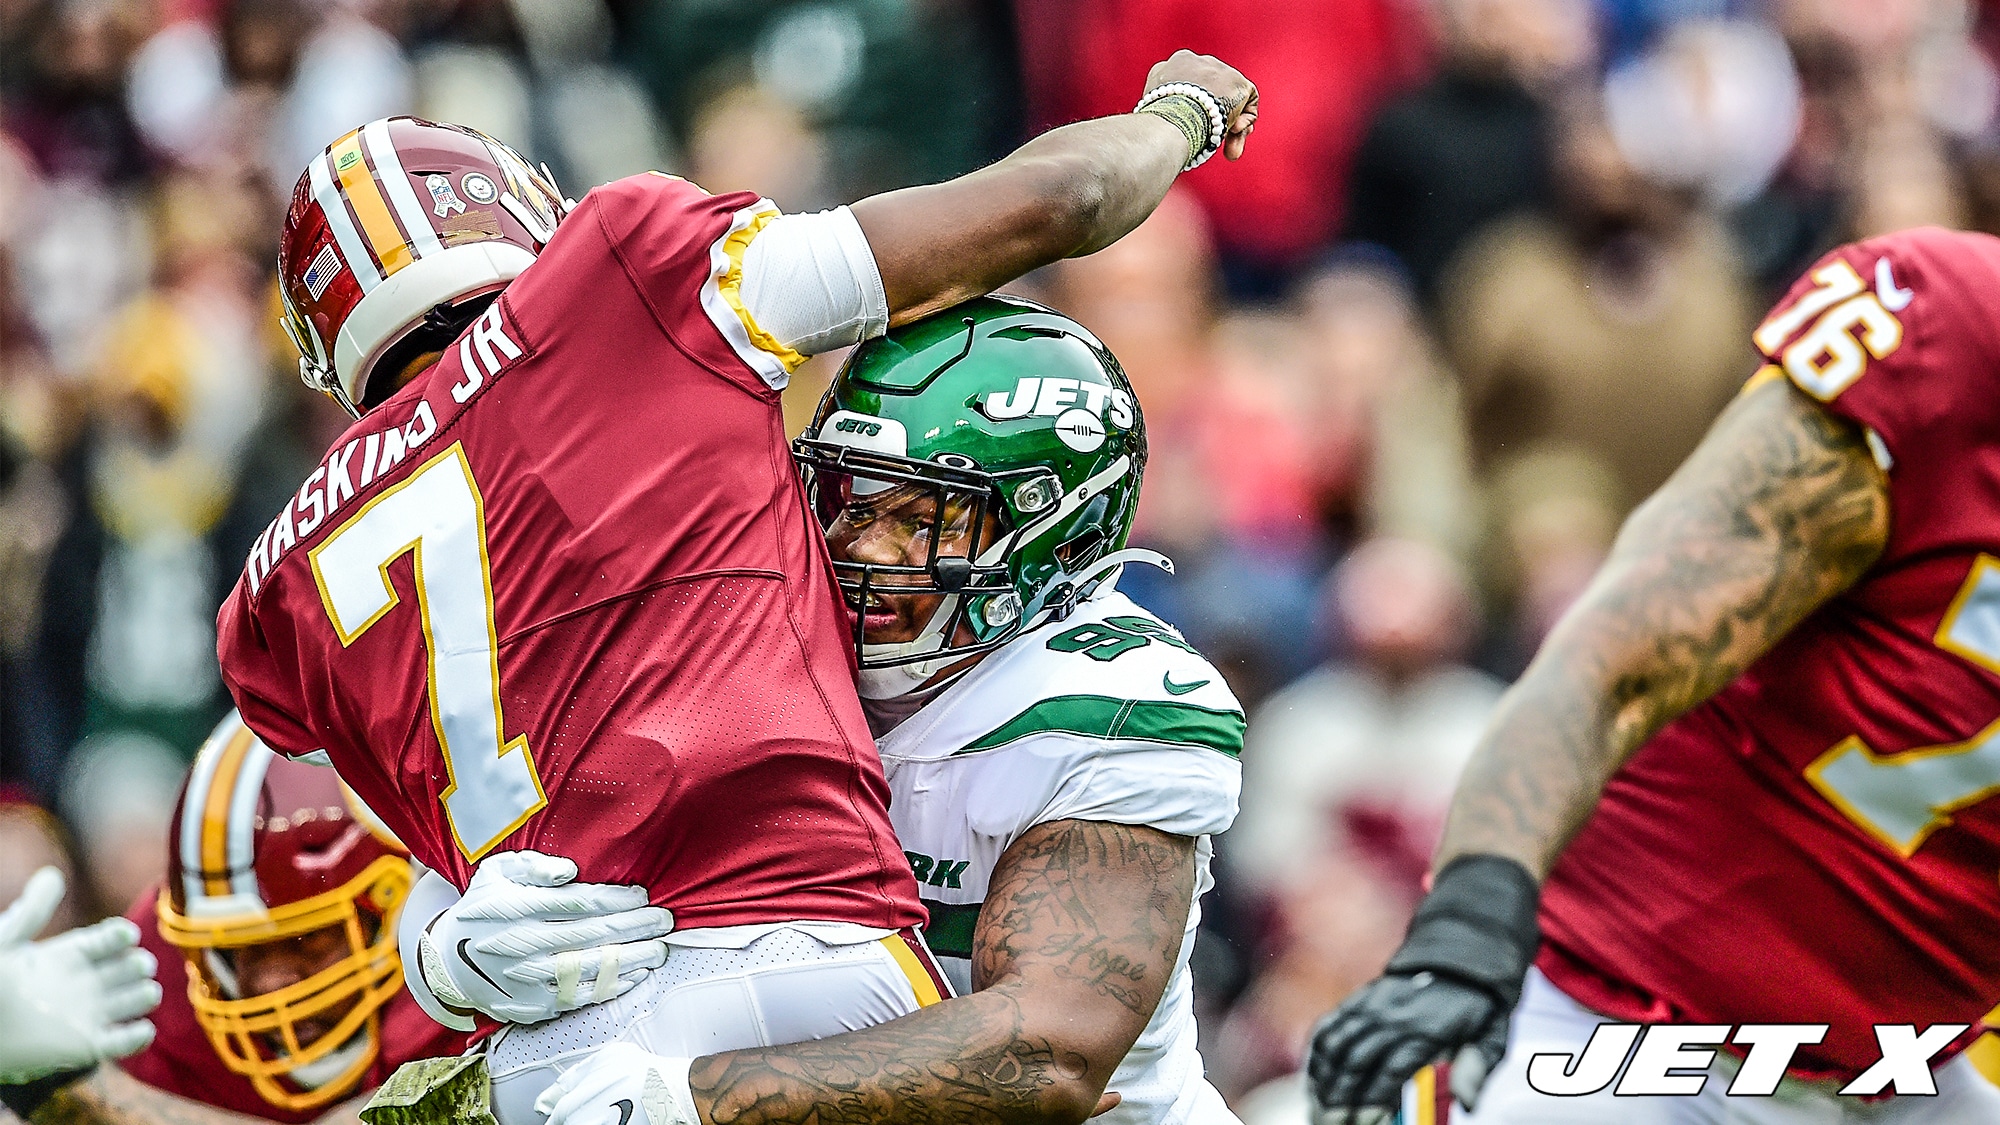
[180,713,270,906]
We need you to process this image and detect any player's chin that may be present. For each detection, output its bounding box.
[859,592,938,646]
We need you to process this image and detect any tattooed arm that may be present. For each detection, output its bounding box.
[688,819,1196,1125]
[1439,375,1890,878]
[16,1067,273,1125]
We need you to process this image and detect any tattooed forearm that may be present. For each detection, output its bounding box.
[694,991,1088,1125]
[976,819,1193,1014]
[1440,377,1890,878]
[29,1067,269,1125]
[690,820,1196,1125]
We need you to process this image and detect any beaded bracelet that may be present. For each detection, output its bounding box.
[1134,81,1228,170]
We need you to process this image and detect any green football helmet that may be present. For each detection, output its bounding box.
[794,295,1164,696]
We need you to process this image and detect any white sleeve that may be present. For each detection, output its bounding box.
[1030,737,1242,840]
[738,206,889,360]
[397,862,475,1032]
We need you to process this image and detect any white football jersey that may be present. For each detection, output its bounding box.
[880,589,1244,1125]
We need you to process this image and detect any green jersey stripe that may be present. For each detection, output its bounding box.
[920,899,982,959]
[960,694,1244,757]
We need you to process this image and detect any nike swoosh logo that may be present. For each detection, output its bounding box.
[1163,673,1209,696]
[611,1099,634,1125]
[1876,257,1914,311]
[455,938,512,997]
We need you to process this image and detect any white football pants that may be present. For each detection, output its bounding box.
[1456,969,2000,1124]
[485,925,948,1125]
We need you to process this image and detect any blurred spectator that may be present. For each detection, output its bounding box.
[0,803,82,933]
[620,0,1024,201]
[1601,20,1802,213]
[1479,447,1622,675]
[2,0,152,185]
[688,82,832,211]
[57,730,183,921]
[1016,0,1433,291]
[1440,98,1755,523]
[1344,0,1596,304]
[1054,195,1328,701]
[1233,538,1501,898]
[1214,538,1499,1102]
[1051,191,1221,546]
[1291,258,1479,563]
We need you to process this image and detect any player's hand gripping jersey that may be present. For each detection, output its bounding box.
[879,589,1243,1125]
[218,170,923,934]
[1537,227,2000,1081]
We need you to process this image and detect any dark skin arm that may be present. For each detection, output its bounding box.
[1438,374,1891,878]
[688,819,1198,1125]
[853,51,1257,326]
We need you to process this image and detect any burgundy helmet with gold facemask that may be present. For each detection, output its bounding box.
[156,712,412,1113]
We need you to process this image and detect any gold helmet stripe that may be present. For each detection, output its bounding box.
[180,716,239,904]
[329,130,413,277]
[309,150,381,293]
[199,723,259,898]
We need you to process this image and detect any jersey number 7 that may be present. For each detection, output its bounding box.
[309,442,547,861]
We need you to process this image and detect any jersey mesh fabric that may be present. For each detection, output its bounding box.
[1537,228,2000,1081]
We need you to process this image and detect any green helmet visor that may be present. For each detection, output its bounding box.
[795,438,1033,668]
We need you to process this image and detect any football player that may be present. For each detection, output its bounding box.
[5,712,482,1125]
[1307,229,2000,1123]
[218,51,1257,1125]
[419,298,1246,1125]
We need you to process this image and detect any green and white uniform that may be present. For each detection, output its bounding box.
[879,588,1244,1125]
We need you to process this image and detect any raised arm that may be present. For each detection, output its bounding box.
[852,51,1257,325]
[1307,374,1891,1121]
[1440,373,1889,876]
[542,819,1197,1125]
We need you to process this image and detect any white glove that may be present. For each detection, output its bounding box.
[0,868,161,1084]
[536,1044,698,1125]
[413,851,672,1027]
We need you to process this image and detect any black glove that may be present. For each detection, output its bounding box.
[1307,855,1539,1123]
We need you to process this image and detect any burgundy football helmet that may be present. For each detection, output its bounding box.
[276,116,570,416]
[156,711,413,1111]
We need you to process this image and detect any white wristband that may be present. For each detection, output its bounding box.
[1135,82,1228,170]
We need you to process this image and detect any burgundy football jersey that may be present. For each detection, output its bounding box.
[218,173,924,932]
[119,889,468,1123]
[1538,227,2000,1080]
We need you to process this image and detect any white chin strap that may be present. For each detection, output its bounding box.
[857,662,942,700]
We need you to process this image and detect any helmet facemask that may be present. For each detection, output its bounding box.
[798,439,1160,697]
[799,441,1031,695]
[156,855,411,1112]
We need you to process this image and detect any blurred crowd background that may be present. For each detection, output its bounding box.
[6,0,2000,1114]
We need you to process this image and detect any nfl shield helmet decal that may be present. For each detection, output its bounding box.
[427,173,467,217]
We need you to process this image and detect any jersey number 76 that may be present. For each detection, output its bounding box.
[309,442,547,861]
